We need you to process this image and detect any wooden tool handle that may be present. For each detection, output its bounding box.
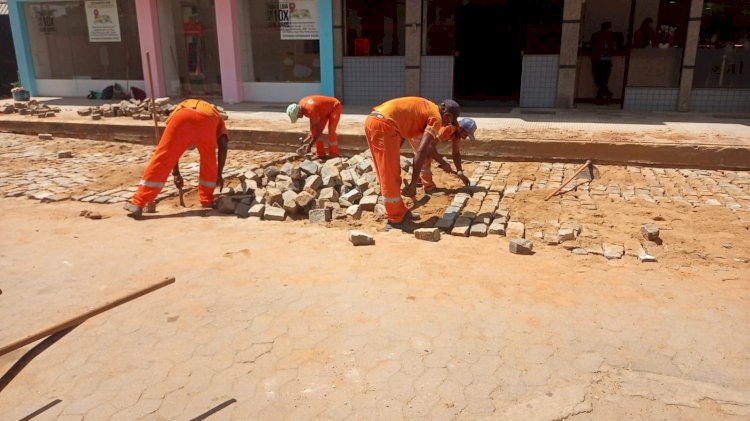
[0,277,175,357]
[544,160,592,201]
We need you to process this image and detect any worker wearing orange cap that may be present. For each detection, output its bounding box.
[287,95,342,158]
[365,97,460,230]
[407,117,477,191]
[124,98,228,218]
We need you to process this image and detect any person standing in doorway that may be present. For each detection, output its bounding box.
[590,21,617,101]
[633,18,657,48]
[287,95,342,159]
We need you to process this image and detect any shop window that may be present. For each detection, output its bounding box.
[240,1,320,82]
[694,0,750,88]
[421,0,456,56]
[24,1,142,80]
[344,0,405,56]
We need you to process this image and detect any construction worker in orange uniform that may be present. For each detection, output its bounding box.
[365,97,461,230]
[124,98,229,218]
[407,117,477,192]
[287,95,342,158]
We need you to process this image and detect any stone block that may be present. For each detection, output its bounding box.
[264,206,287,221]
[558,228,576,242]
[342,189,362,204]
[638,247,657,263]
[58,151,73,159]
[451,216,472,237]
[470,223,488,237]
[323,174,342,188]
[374,204,386,218]
[217,197,236,214]
[295,191,315,209]
[356,159,373,175]
[319,187,339,203]
[38,133,53,140]
[349,230,375,246]
[321,165,340,180]
[300,160,319,176]
[641,224,660,241]
[544,233,560,245]
[488,220,506,235]
[603,244,624,260]
[346,205,363,219]
[309,208,332,224]
[265,188,283,206]
[360,195,379,211]
[571,248,588,255]
[304,175,323,191]
[235,202,251,218]
[506,221,525,238]
[92,114,102,120]
[249,204,265,217]
[283,198,300,214]
[415,228,441,242]
[509,239,534,255]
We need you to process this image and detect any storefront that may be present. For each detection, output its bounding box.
[7,0,748,111]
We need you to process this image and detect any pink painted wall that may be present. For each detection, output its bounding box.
[135,0,166,97]
[215,0,244,103]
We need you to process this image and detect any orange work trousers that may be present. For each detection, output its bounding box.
[407,136,436,191]
[131,108,219,208]
[314,102,342,158]
[364,115,408,223]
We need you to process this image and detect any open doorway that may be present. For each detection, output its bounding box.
[453,0,524,104]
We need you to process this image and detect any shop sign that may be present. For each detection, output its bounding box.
[84,0,122,42]
[278,0,319,40]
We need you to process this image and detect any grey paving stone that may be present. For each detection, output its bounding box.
[509,239,533,255]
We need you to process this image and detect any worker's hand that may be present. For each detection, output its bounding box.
[401,182,418,199]
[438,160,453,174]
[173,174,184,190]
[457,173,470,186]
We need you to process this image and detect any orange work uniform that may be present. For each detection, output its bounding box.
[407,125,459,191]
[299,95,341,158]
[130,99,227,208]
[364,97,452,223]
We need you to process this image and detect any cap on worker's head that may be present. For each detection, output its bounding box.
[459,118,477,141]
[286,103,300,123]
[440,99,461,125]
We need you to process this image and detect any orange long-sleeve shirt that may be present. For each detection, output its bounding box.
[373,96,452,142]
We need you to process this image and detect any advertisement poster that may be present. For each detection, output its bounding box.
[85,0,121,42]
[279,0,319,40]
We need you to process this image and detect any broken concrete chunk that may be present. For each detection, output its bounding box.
[558,228,576,242]
[641,223,660,241]
[509,239,534,255]
[415,228,441,242]
[346,205,363,220]
[638,247,658,262]
[38,133,53,140]
[603,244,625,260]
[58,151,73,159]
[571,248,588,255]
[349,230,375,246]
[309,208,332,224]
[295,191,315,209]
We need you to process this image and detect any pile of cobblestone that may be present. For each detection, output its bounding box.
[76,98,229,121]
[219,150,409,223]
[0,100,60,118]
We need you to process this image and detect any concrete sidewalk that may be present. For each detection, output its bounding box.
[1,97,749,169]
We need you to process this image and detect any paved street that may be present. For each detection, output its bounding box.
[0,133,749,420]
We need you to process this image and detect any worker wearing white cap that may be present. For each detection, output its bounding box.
[286,95,342,159]
[407,117,476,191]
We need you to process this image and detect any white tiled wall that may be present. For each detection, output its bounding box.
[343,57,405,105]
[520,55,559,108]
[623,88,678,111]
[689,89,750,112]
[421,56,454,104]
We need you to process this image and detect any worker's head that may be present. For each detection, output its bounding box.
[286,103,301,123]
[457,118,477,141]
[439,99,460,127]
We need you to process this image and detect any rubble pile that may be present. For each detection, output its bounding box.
[220,150,412,223]
[1,100,60,118]
[76,98,229,121]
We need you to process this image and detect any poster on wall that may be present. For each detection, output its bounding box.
[279,0,319,40]
[84,0,121,42]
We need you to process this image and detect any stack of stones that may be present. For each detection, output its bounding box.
[1,100,60,118]
[76,98,229,121]
[219,150,413,223]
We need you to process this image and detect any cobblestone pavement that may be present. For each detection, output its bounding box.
[1,133,749,420]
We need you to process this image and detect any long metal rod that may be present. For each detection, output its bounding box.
[0,277,175,358]
[544,160,592,201]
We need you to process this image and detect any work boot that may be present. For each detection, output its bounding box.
[123,202,143,219]
[384,219,416,233]
[404,210,421,220]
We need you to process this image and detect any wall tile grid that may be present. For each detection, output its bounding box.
[520,55,559,108]
[343,57,405,105]
[420,56,454,104]
[623,88,679,111]
[690,89,750,112]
